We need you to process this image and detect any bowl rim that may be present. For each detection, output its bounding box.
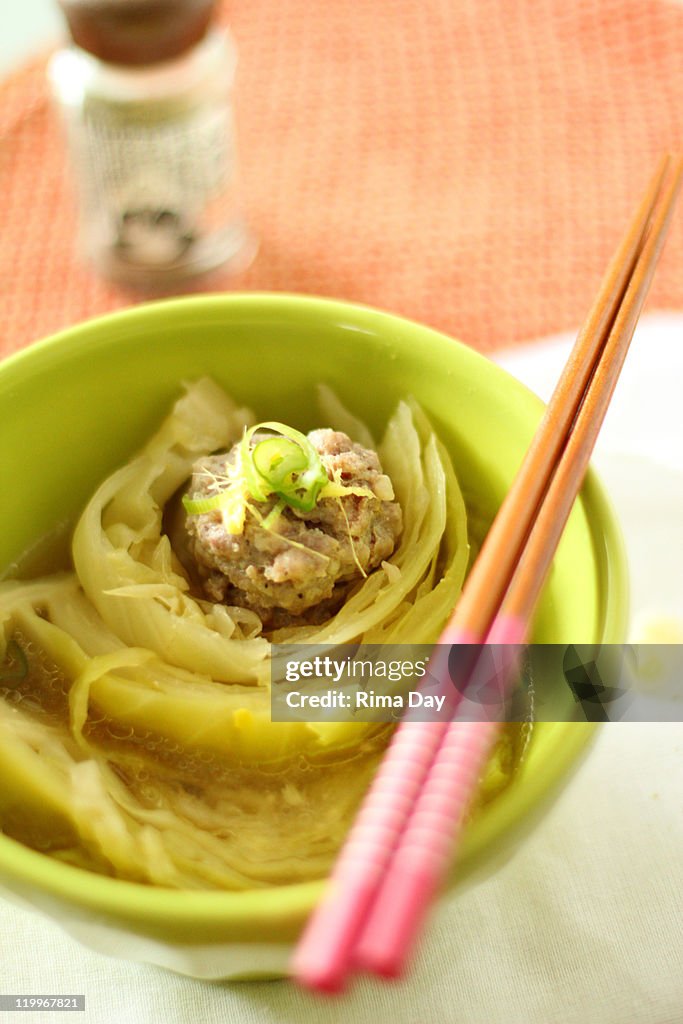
[0,292,628,934]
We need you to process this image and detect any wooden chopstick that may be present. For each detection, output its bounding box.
[352,155,683,979]
[291,156,682,993]
[442,151,672,643]
[502,157,683,624]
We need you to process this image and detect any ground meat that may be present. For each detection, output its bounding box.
[184,429,402,626]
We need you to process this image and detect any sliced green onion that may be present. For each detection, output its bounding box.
[240,429,269,502]
[183,485,247,533]
[182,491,234,515]
[252,437,308,488]
[261,497,287,530]
[183,422,383,538]
[240,422,329,512]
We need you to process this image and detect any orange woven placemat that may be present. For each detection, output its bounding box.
[1,0,683,359]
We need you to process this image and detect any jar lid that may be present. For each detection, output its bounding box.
[58,0,218,66]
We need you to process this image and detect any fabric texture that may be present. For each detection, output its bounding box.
[2,0,683,359]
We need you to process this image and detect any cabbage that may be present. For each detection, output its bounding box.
[0,380,471,888]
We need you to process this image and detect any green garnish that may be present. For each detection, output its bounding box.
[183,484,247,534]
[252,437,308,490]
[183,422,377,536]
[241,422,330,513]
[182,491,235,515]
[261,497,287,530]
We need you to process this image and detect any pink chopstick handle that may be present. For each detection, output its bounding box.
[486,613,527,647]
[291,625,483,991]
[290,719,449,990]
[290,877,378,993]
[355,625,527,978]
[354,718,500,977]
[438,624,481,647]
[353,859,439,978]
[402,627,483,723]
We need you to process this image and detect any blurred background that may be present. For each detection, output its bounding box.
[0,0,61,72]
[2,0,683,358]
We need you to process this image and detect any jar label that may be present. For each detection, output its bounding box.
[70,101,239,271]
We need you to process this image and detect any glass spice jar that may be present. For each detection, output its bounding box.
[48,0,256,287]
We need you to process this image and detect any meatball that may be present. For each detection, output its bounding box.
[185,429,402,626]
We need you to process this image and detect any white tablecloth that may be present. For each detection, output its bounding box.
[1,318,682,1023]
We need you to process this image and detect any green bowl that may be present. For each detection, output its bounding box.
[0,294,627,979]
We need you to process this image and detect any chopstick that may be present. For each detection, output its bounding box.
[352,155,683,978]
[442,152,672,642]
[291,155,682,992]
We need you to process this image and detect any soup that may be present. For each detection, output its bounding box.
[0,379,528,889]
